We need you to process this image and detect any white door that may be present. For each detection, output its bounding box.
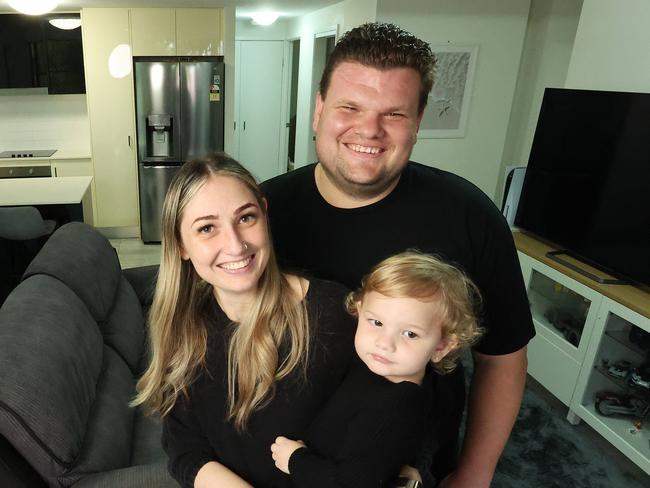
[236,40,285,182]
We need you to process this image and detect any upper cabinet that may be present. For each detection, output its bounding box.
[176,9,222,56]
[130,8,176,56]
[0,13,85,94]
[131,8,222,57]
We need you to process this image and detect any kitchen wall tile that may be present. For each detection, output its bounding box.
[0,94,91,152]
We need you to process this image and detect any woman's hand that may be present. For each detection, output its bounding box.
[270,436,306,474]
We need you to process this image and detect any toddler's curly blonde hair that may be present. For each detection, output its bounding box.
[346,250,484,374]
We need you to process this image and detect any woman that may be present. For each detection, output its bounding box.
[132,153,355,487]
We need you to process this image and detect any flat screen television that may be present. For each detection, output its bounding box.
[515,87,650,288]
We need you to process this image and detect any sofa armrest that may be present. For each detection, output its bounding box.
[122,265,159,309]
[0,435,47,488]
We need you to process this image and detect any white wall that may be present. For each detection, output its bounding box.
[0,94,91,153]
[286,0,377,166]
[565,0,650,92]
[236,18,288,40]
[376,0,531,200]
[499,0,582,198]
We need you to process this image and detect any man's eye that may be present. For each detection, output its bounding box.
[368,319,382,327]
[402,330,418,339]
[386,112,405,119]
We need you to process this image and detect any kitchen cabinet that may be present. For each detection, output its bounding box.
[0,14,85,94]
[130,8,222,57]
[81,8,139,231]
[51,159,96,223]
[130,8,176,56]
[176,9,222,56]
[515,232,650,476]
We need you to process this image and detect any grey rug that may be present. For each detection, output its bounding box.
[492,380,648,488]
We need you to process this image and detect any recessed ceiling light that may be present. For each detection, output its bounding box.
[250,12,280,26]
[8,0,59,16]
[49,18,81,30]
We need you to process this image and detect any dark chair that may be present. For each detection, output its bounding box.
[0,206,56,305]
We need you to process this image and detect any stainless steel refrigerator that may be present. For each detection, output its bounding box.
[134,57,224,242]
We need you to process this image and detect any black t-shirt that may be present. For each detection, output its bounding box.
[262,162,534,356]
[289,357,432,488]
[162,278,356,488]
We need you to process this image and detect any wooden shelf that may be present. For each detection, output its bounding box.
[514,232,650,319]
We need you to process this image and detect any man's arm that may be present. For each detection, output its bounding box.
[439,347,528,488]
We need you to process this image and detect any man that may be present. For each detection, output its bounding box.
[262,22,534,488]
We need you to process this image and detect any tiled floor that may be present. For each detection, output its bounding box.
[110,238,161,269]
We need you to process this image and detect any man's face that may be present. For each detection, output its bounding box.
[313,61,424,199]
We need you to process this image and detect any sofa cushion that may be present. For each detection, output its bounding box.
[0,275,136,486]
[59,346,135,486]
[23,222,121,323]
[70,462,177,488]
[103,277,146,375]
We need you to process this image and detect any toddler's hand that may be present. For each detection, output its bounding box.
[270,436,306,474]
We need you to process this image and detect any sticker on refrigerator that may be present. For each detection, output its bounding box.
[210,75,221,102]
[209,84,220,102]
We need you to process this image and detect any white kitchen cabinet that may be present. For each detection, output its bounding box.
[82,8,139,231]
[130,8,222,57]
[51,159,96,223]
[176,9,222,55]
[51,160,92,178]
[515,232,650,475]
[130,8,176,56]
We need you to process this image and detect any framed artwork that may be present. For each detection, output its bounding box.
[419,45,479,139]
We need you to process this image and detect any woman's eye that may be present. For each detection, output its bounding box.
[239,213,257,224]
[198,224,214,234]
[402,330,418,339]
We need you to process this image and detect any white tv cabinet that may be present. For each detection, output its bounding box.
[514,232,650,475]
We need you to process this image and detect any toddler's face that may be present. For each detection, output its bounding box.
[354,292,457,384]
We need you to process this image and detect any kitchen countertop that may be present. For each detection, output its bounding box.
[0,176,92,205]
[0,149,92,163]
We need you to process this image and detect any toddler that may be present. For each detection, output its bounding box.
[270,250,484,487]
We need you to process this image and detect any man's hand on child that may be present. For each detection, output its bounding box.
[270,436,306,474]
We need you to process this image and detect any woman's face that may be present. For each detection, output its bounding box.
[178,174,270,302]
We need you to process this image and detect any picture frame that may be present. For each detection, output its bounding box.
[419,44,479,139]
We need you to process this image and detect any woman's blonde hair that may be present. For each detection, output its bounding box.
[132,153,309,431]
[345,250,483,374]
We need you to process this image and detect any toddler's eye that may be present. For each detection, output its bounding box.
[402,330,418,339]
[368,319,382,327]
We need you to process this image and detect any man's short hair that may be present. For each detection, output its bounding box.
[319,22,436,113]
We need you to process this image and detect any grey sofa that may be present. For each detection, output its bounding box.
[0,222,175,487]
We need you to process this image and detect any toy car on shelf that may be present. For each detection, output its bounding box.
[628,363,650,391]
[595,392,650,418]
[544,308,582,347]
[605,360,632,380]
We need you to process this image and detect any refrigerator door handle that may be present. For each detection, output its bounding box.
[143,165,182,169]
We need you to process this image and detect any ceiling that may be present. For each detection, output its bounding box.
[0,0,341,18]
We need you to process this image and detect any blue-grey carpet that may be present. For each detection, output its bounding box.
[492,379,649,487]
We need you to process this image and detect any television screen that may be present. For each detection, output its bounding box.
[515,88,650,287]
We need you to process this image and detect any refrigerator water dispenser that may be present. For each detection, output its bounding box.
[147,114,173,157]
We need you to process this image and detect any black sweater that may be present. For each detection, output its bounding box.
[290,357,432,488]
[162,279,356,488]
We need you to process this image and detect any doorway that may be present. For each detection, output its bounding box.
[307,32,336,164]
[286,39,300,172]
